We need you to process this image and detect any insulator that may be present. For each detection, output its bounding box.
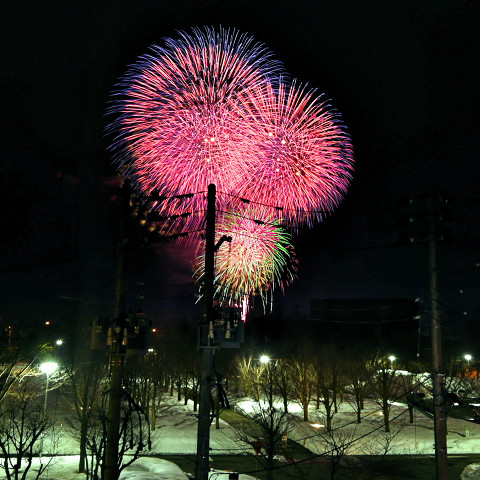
[208,321,214,340]
[225,321,231,339]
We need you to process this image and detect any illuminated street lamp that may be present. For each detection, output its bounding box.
[259,355,270,364]
[40,361,58,414]
[388,355,396,369]
[465,354,472,364]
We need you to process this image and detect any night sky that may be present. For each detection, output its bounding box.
[1,1,479,352]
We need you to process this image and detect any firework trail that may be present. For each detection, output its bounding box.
[107,26,284,231]
[194,208,298,306]
[237,80,354,228]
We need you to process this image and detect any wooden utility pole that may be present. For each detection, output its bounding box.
[428,196,448,480]
[104,179,129,480]
[195,184,216,480]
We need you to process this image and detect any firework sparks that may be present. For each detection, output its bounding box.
[237,80,354,227]
[107,26,354,306]
[107,26,283,230]
[194,208,298,305]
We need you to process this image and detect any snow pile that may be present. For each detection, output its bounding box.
[461,463,480,480]
[121,457,189,479]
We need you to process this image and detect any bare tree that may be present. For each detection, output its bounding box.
[80,387,151,480]
[124,348,170,430]
[367,356,403,432]
[0,380,55,480]
[61,358,108,473]
[273,358,294,414]
[0,331,49,405]
[344,356,374,424]
[398,371,426,424]
[183,349,202,411]
[233,402,294,480]
[316,421,357,480]
[258,359,277,409]
[358,426,407,478]
[445,357,480,402]
[314,348,345,431]
[290,351,315,421]
[359,425,404,458]
[235,352,260,400]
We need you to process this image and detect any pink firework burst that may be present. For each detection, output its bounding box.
[107,26,284,230]
[194,208,297,305]
[237,80,354,227]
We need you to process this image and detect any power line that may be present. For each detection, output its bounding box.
[217,189,336,216]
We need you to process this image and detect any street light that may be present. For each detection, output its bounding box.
[259,355,270,364]
[388,355,396,369]
[465,354,472,364]
[40,361,58,414]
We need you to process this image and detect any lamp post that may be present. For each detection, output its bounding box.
[40,362,58,414]
[464,354,472,365]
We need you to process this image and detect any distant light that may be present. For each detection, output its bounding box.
[259,355,270,364]
[40,362,58,376]
[148,348,154,353]
[45,321,51,326]
[388,355,396,362]
[56,339,63,346]
[311,423,324,429]
[152,328,157,333]
[465,354,472,362]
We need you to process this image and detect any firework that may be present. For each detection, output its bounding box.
[194,208,298,305]
[107,26,283,230]
[107,27,354,308]
[237,80,354,227]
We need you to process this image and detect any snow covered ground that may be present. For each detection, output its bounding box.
[4,394,480,479]
[236,397,480,456]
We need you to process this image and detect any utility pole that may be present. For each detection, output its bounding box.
[428,196,448,480]
[196,184,216,480]
[104,179,129,480]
